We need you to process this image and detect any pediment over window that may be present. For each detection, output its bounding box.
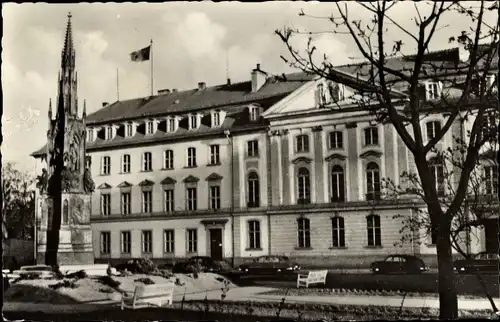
[138,179,155,186]
[291,156,313,164]
[206,173,223,181]
[160,176,177,185]
[359,150,383,159]
[97,183,112,189]
[325,153,347,161]
[117,181,132,188]
[183,175,199,183]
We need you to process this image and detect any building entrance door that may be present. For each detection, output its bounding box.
[484,219,500,254]
[209,229,223,261]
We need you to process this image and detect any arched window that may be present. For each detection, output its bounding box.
[331,216,345,247]
[331,165,345,202]
[297,217,311,248]
[297,167,311,204]
[62,199,69,225]
[366,162,381,200]
[366,214,381,246]
[247,172,260,208]
[429,159,445,197]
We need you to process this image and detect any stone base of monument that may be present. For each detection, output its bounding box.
[36,250,94,265]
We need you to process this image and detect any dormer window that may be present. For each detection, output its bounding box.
[213,111,221,127]
[126,123,133,137]
[426,121,441,140]
[168,118,175,132]
[87,129,94,142]
[147,121,154,135]
[425,81,442,100]
[106,126,113,140]
[249,106,259,121]
[189,114,200,130]
[486,74,497,93]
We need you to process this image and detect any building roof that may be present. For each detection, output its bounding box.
[86,72,315,126]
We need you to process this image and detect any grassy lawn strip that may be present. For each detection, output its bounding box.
[174,299,491,320]
[259,288,496,300]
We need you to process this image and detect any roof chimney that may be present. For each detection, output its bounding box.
[198,82,206,91]
[251,63,267,93]
[227,78,231,85]
[102,102,109,107]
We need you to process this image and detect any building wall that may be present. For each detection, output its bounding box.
[92,216,233,260]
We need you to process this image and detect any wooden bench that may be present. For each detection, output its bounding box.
[121,281,175,310]
[296,270,328,288]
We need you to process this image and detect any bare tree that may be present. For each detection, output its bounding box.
[276,1,499,319]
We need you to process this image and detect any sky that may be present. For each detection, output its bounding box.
[2,1,496,175]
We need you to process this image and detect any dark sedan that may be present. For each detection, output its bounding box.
[237,255,301,275]
[453,252,500,274]
[370,255,429,274]
[172,256,231,274]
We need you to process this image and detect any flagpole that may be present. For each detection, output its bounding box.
[116,68,120,101]
[150,39,153,97]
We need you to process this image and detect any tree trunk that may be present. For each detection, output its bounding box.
[436,217,458,319]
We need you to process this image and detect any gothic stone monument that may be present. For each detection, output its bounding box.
[35,13,95,265]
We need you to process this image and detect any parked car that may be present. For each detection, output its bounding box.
[238,255,301,275]
[172,256,231,274]
[370,255,429,274]
[453,252,500,274]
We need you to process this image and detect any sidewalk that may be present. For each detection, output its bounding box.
[4,286,498,314]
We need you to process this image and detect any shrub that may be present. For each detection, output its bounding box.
[49,279,78,290]
[99,288,114,293]
[134,277,155,285]
[18,272,42,281]
[98,276,121,288]
[136,257,159,275]
[65,270,87,279]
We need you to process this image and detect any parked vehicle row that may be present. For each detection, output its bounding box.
[112,252,500,276]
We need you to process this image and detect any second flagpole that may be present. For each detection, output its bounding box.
[150,39,153,97]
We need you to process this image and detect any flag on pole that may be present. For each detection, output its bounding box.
[130,45,151,62]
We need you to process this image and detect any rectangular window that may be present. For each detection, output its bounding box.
[297,218,311,248]
[164,229,175,253]
[329,131,343,149]
[142,152,152,171]
[364,127,379,146]
[210,145,220,165]
[248,220,261,249]
[426,82,440,100]
[163,150,174,169]
[168,118,175,132]
[247,140,259,157]
[485,166,499,195]
[187,147,197,167]
[213,112,220,127]
[122,154,131,173]
[187,229,198,253]
[126,123,133,137]
[101,193,111,216]
[296,135,309,153]
[147,121,154,134]
[249,107,259,121]
[106,126,113,140]
[142,191,153,213]
[121,231,131,254]
[100,231,111,254]
[142,230,153,254]
[101,156,111,175]
[190,115,198,129]
[87,129,94,142]
[209,185,221,210]
[120,192,131,215]
[367,215,382,246]
[163,189,174,212]
[426,121,441,140]
[186,187,197,211]
[332,217,345,247]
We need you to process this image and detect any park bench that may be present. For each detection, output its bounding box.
[296,269,328,288]
[121,281,175,310]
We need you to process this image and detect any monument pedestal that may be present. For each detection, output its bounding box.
[37,192,94,265]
